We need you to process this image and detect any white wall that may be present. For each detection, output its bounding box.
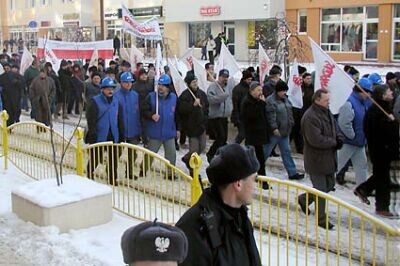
[164,0,285,22]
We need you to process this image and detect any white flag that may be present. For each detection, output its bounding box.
[155,43,163,92]
[287,60,303,109]
[179,47,194,71]
[216,43,241,78]
[258,44,271,85]
[193,57,210,93]
[44,47,61,73]
[122,5,162,40]
[168,59,186,97]
[120,48,130,62]
[89,49,99,68]
[130,45,144,71]
[309,38,354,114]
[20,47,34,75]
[0,64,4,75]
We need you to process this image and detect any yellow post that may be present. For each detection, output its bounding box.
[189,153,202,206]
[1,110,9,170]
[74,127,84,176]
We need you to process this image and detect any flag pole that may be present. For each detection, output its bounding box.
[355,83,394,120]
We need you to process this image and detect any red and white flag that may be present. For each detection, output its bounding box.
[193,57,211,93]
[309,38,354,114]
[287,60,303,109]
[216,42,241,78]
[130,45,144,71]
[258,43,271,85]
[179,47,194,71]
[168,59,186,97]
[20,47,34,75]
[88,49,99,68]
[122,5,162,40]
[44,47,61,73]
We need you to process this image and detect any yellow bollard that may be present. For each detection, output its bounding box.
[1,110,9,170]
[74,127,85,176]
[189,153,202,206]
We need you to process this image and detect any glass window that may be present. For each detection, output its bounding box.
[322,9,340,22]
[188,23,211,48]
[248,20,278,49]
[394,21,400,60]
[394,4,400,18]
[341,23,363,51]
[298,9,307,33]
[366,6,378,19]
[342,7,364,21]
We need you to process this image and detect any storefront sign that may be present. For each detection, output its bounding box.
[63,21,79,27]
[28,21,38,28]
[105,9,119,20]
[118,6,163,18]
[200,6,221,16]
[41,21,51,27]
[63,13,80,21]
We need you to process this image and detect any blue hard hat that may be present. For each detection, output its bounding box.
[101,77,117,88]
[368,73,383,85]
[358,78,373,92]
[120,72,134,83]
[158,74,171,85]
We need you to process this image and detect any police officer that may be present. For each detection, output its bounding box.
[86,77,124,186]
[176,144,262,266]
[114,72,142,180]
[121,220,188,266]
[140,74,178,179]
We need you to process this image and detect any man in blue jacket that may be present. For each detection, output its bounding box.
[86,77,124,186]
[114,72,142,180]
[140,74,178,179]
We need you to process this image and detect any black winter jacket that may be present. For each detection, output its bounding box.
[231,80,249,126]
[240,94,268,146]
[176,187,261,266]
[177,88,209,137]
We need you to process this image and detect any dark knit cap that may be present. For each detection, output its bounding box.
[249,81,261,91]
[386,72,396,81]
[372,84,390,101]
[184,71,197,85]
[275,80,289,92]
[60,59,68,67]
[241,70,253,81]
[206,144,260,186]
[121,221,188,264]
[269,65,282,76]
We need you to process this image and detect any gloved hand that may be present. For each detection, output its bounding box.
[335,138,343,150]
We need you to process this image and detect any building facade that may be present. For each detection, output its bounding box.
[286,0,400,63]
[163,0,285,61]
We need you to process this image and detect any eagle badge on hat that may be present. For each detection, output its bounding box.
[155,237,170,253]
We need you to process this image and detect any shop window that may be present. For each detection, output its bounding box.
[298,10,307,34]
[393,5,400,60]
[321,6,377,53]
[247,20,277,49]
[188,23,211,48]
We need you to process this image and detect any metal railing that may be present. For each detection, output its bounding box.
[1,110,399,265]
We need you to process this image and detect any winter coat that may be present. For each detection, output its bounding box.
[0,72,24,125]
[58,68,72,101]
[262,78,277,98]
[302,83,314,112]
[394,95,400,121]
[29,76,56,125]
[113,89,141,139]
[142,91,177,141]
[207,81,233,119]
[177,87,209,138]
[338,92,368,147]
[176,186,261,266]
[364,100,399,163]
[240,93,268,146]
[113,36,121,49]
[301,103,340,176]
[206,39,216,52]
[214,36,222,53]
[265,93,294,137]
[85,93,124,144]
[23,65,40,90]
[231,80,250,126]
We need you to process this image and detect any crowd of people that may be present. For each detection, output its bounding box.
[0,47,399,245]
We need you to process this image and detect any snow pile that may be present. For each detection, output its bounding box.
[12,175,112,208]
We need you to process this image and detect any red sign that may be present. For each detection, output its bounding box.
[200,6,221,16]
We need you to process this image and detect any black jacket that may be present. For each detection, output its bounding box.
[58,68,72,99]
[240,93,268,146]
[231,80,249,126]
[177,87,209,137]
[262,78,277,98]
[364,100,399,163]
[0,72,24,124]
[132,79,153,105]
[176,187,261,266]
